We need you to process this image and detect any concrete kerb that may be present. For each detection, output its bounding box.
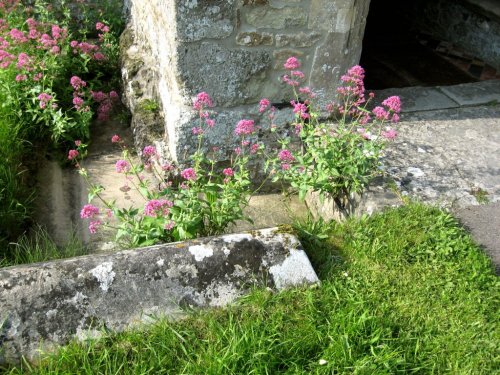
[0,228,319,364]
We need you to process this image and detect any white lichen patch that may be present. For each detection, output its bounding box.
[89,262,115,292]
[269,249,320,290]
[188,245,213,262]
[156,258,165,267]
[45,309,58,319]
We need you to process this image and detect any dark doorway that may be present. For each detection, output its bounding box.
[359,0,499,90]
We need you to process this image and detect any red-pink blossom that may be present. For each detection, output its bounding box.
[373,106,389,120]
[74,140,82,146]
[205,118,215,128]
[291,100,309,119]
[144,199,173,217]
[382,128,398,140]
[88,220,101,234]
[278,149,295,163]
[284,56,300,70]
[181,167,196,181]
[80,204,99,218]
[68,149,79,160]
[223,168,234,177]
[70,76,86,91]
[115,159,130,173]
[193,91,213,110]
[259,98,270,113]
[143,145,156,157]
[72,96,84,110]
[234,119,255,136]
[111,134,121,143]
[382,96,401,113]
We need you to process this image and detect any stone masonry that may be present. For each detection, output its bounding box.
[121,0,371,164]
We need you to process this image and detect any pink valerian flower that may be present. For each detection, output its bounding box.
[338,65,366,106]
[143,145,157,157]
[278,149,295,163]
[93,52,106,61]
[70,76,86,91]
[291,100,310,119]
[372,106,389,121]
[80,204,99,219]
[205,118,215,128]
[299,86,316,99]
[391,114,400,123]
[109,91,119,100]
[144,199,173,217]
[15,74,26,81]
[164,221,175,230]
[88,220,101,234]
[235,119,255,136]
[241,140,250,147]
[193,92,213,111]
[16,52,31,69]
[72,96,84,110]
[259,98,270,113]
[234,147,242,155]
[68,149,79,160]
[181,167,197,181]
[39,33,56,48]
[162,163,174,171]
[282,75,300,87]
[294,123,302,135]
[9,28,28,43]
[33,72,42,81]
[111,134,121,143]
[382,96,401,113]
[291,70,305,79]
[250,143,260,154]
[192,127,203,135]
[382,127,397,140]
[26,18,38,29]
[281,163,291,171]
[74,140,82,147]
[51,25,66,40]
[50,46,60,54]
[115,160,130,173]
[284,56,300,70]
[223,168,234,177]
[37,92,52,109]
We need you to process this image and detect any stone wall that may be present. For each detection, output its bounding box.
[121,0,371,164]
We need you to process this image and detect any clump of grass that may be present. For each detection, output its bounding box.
[3,203,498,374]
[0,227,89,268]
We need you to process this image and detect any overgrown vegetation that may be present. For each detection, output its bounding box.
[0,226,89,268]
[4,203,498,374]
[0,0,123,250]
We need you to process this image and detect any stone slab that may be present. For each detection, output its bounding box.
[372,86,460,112]
[453,202,500,275]
[0,229,318,364]
[439,80,500,107]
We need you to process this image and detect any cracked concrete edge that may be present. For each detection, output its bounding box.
[0,228,319,364]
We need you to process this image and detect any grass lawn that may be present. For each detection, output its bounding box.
[3,203,499,374]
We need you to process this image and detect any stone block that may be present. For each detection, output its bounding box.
[245,6,307,29]
[275,31,323,48]
[176,1,236,42]
[0,228,319,364]
[236,31,274,46]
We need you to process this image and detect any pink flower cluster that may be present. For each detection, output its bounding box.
[80,204,99,219]
[278,149,295,163]
[223,168,234,177]
[91,90,119,120]
[181,167,196,181]
[291,100,310,120]
[144,199,173,217]
[234,119,255,136]
[115,159,130,173]
[68,149,79,160]
[193,91,213,111]
[37,92,52,109]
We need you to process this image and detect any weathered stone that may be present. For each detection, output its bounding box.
[275,31,323,48]
[0,229,319,364]
[246,6,307,29]
[236,31,274,46]
[176,1,236,42]
[177,42,272,106]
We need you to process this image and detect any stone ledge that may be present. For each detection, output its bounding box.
[0,228,319,364]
